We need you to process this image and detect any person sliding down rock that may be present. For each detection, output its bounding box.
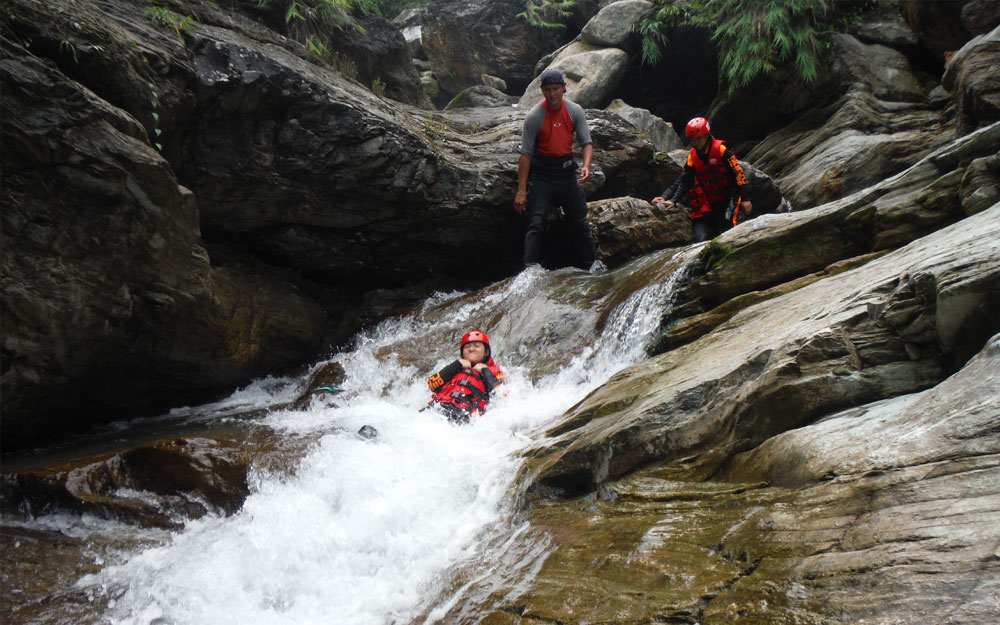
[651,116,753,242]
[426,330,505,424]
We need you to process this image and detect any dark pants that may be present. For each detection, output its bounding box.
[523,173,597,268]
[692,204,734,243]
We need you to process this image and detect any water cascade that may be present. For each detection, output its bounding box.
[11,249,698,625]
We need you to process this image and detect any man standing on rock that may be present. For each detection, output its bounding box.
[514,69,603,272]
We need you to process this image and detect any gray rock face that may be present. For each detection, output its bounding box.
[580,0,653,47]
[326,12,433,108]
[530,202,1000,492]
[421,0,563,95]
[1,0,675,446]
[480,73,507,92]
[529,123,1000,495]
[506,333,1000,625]
[605,99,682,153]
[960,153,1000,215]
[900,0,1000,52]
[943,24,1000,135]
[0,35,329,448]
[737,33,954,210]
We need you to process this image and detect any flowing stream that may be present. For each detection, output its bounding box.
[8,249,698,625]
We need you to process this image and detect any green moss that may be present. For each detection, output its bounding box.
[421,79,439,96]
[727,269,754,285]
[443,90,472,110]
[705,240,735,273]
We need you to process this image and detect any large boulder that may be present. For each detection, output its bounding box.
[518,46,629,109]
[444,85,517,109]
[605,98,683,154]
[580,0,653,47]
[421,0,566,96]
[587,197,691,266]
[960,153,1000,215]
[942,24,1000,135]
[1,437,253,529]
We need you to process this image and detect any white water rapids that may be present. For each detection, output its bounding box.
[37,252,694,625]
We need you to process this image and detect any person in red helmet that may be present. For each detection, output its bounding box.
[651,117,753,242]
[426,330,505,424]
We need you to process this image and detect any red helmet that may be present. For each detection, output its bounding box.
[686,117,711,139]
[460,330,491,359]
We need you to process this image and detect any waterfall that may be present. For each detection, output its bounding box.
[64,250,697,625]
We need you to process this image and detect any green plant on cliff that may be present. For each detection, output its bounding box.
[517,0,578,29]
[258,0,424,24]
[144,6,195,35]
[638,0,875,90]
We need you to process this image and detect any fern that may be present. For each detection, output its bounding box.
[638,0,852,90]
[517,0,578,30]
[144,6,195,35]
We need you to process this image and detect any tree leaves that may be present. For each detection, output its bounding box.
[639,0,842,91]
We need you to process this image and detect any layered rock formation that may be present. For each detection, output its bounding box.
[3,2,1000,622]
[1,0,673,447]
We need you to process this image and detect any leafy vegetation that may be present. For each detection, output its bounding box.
[639,0,878,90]
[144,6,195,35]
[256,0,426,24]
[517,0,578,29]
[250,1,422,94]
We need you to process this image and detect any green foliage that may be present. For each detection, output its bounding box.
[58,39,79,63]
[517,0,578,29]
[649,151,672,165]
[144,6,196,35]
[638,0,868,90]
[422,115,450,139]
[371,76,387,98]
[256,0,424,22]
[305,35,329,58]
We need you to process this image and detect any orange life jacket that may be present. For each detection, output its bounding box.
[687,139,733,218]
[430,359,503,416]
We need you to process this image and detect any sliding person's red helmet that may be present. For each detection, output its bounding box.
[460,330,491,359]
[686,117,711,139]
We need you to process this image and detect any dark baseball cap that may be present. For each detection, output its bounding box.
[539,69,565,86]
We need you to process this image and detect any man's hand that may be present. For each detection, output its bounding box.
[652,197,675,209]
[459,358,472,368]
[472,363,487,372]
[514,190,527,214]
[740,200,753,215]
[579,144,594,185]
